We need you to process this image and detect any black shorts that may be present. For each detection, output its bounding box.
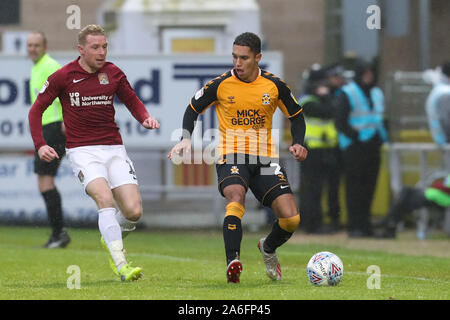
[216,154,293,207]
[34,122,66,176]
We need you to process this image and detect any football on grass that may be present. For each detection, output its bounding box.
[306,251,344,286]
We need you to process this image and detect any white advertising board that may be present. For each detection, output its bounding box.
[0,52,283,150]
[0,155,97,225]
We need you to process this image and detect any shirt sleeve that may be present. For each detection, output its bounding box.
[289,112,306,146]
[182,105,200,138]
[28,70,64,150]
[46,60,63,108]
[275,79,303,119]
[189,76,221,114]
[116,73,150,124]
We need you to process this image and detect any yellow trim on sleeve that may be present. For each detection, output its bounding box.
[288,108,303,119]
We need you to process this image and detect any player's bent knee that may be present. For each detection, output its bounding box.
[278,214,300,233]
[123,203,142,222]
[223,184,246,204]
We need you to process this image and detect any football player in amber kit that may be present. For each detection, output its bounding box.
[169,32,307,283]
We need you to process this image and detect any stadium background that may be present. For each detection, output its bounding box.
[0,0,449,235]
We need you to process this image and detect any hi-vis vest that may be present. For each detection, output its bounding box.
[338,82,388,150]
[299,95,338,149]
[30,53,63,125]
[425,82,450,146]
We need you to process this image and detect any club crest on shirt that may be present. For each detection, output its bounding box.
[98,73,109,85]
[262,93,271,105]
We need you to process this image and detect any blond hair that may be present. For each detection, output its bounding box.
[78,24,105,45]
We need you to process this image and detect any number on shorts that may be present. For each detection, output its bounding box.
[270,163,282,175]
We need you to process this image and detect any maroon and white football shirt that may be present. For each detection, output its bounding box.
[29,57,150,150]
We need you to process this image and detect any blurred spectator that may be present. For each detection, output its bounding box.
[26,31,70,248]
[298,63,343,233]
[375,174,450,238]
[334,60,388,238]
[425,61,450,146]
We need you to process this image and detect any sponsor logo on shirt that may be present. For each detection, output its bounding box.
[231,109,266,129]
[69,92,113,107]
[194,87,204,100]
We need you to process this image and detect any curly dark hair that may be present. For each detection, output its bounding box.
[233,32,261,55]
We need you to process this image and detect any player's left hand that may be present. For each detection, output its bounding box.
[289,144,308,162]
[142,116,160,130]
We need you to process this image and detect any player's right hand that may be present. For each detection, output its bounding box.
[38,145,59,163]
[289,143,308,162]
[168,138,191,161]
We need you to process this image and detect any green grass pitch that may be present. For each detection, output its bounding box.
[0,225,449,300]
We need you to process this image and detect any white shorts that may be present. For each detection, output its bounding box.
[66,145,138,190]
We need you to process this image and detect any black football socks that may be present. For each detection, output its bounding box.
[223,215,243,265]
[41,188,64,236]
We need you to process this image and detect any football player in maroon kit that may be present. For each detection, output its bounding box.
[28,25,159,282]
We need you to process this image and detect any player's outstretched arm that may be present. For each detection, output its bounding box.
[38,145,59,163]
[141,116,160,130]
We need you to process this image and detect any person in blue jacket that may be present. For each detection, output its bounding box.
[334,60,388,237]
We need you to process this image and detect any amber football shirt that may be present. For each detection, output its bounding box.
[190,68,303,158]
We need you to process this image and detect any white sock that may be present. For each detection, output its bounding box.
[114,210,138,238]
[98,207,127,271]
